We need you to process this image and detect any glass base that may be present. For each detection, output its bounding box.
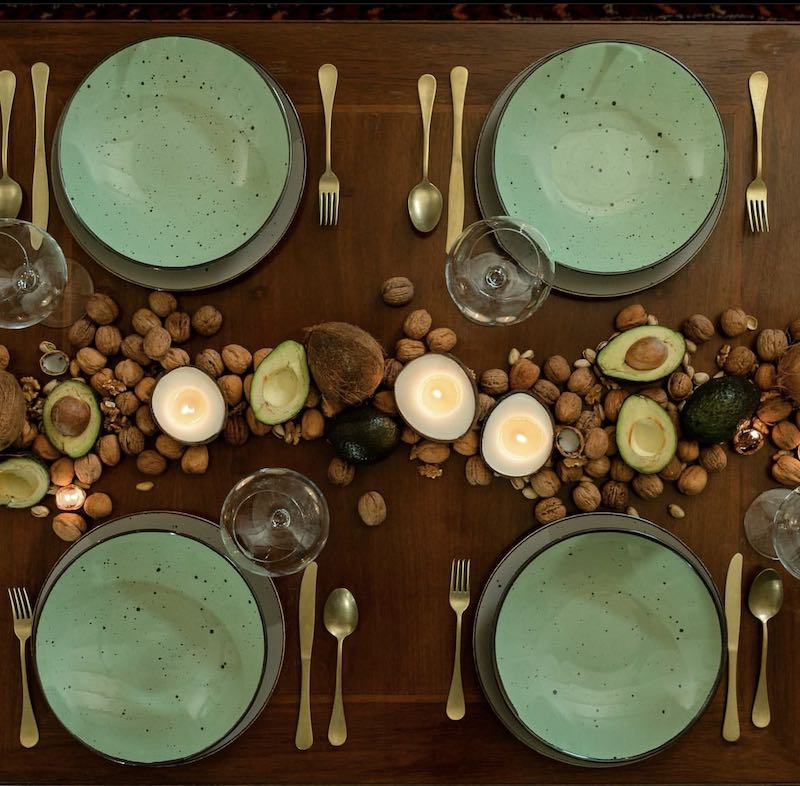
[743,488,788,559]
[41,258,94,328]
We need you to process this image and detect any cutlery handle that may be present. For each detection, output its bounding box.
[0,70,15,177]
[749,71,768,180]
[446,610,465,720]
[752,621,770,728]
[446,66,468,254]
[328,639,346,746]
[318,64,337,171]
[723,648,740,742]
[18,640,39,748]
[31,62,49,251]
[418,74,436,181]
[295,656,313,750]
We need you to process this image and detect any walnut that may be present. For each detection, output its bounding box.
[155,434,185,460]
[135,406,158,436]
[567,367,595,395]
[410,441,451,464]
[85,293,119,325]
[401,426,421,444]
[676,439,700,463]
[533,378,560,406]
[94,325,122,356]
[757,329,788,362]
[165,311,191,344]
[0,345,9,370]
[573,482,601,512]
[115,390,140,416]
[535,497,566,525]
[667,372,693,401]
[121,334,150,365]
[327,456,355,486]
[68,317,96,349]
[74,453,102,485]
[52,512,87,542]
[601,480,629,510]
[510,359,540,390]
[772,420,800,451]
[632,473,664,499]
[683,314,715,343]
[224,416,249,446]
[195,349,225,378]
[148,291,178,317]
[585,455,611,479]
[641,387,668,407]
[373,390,398,416]
[465,455,492,486]
[700,443,728,472]
[383,358,403,388]
[191,305,223,336]
[543,355,571,384]
[426,327,457,353]
[395,338,426,363]
[181,444,209,474]
[143,326,171,360]
[118,425,145,456]
[380,276,414,306]
[603,389,628,422]
[615,304,648,331]
[658,455,685,481]
[50,457,74,487]
[453,429,479,456]
[115,359,144,387]
[724,345,757,376]
[418,463,443,479]
[136,449,167,476]
[83,492,112,520]
[604,425,618,455]
[575,409,601,431]
[403,309,432,339]
[480,369,509,396]
[217,375,243,406]
[76,347,107,375]
[97,434,121,466]
[220,344,251,375]
[530,468,560,498]
[246,407,271,436]
[772,455,800,486]
[677,465,708,495]
[610,457,635,482]
[160,347,190,371]
[755,363,777,391]
[790,318,800,342]
[583,428,609,460]
[557,458,585,483]
[477,392,496,421]
[132,307,161,336]
[720,307,749,338]
[757,397,793,424]
[32,433,60,460]
[358,491,387,526]
[554,391,581,424]
[301,408,324,440]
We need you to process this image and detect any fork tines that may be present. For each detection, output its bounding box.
[319,188,339,227]
[747,196,769,233]
[8,587,32,620]
[450,558,470,593]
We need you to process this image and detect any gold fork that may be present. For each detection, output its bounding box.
[318,64,339,226]
[446,558,470,720]
[8,587,38,748]
[747,71,769,232]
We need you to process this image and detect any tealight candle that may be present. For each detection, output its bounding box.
[481,392,554,477]
[150,366,226,445]
[394,354,478,442]
[56,484,86,511]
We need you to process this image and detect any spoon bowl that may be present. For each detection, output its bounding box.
[408,180,443,233]
[0,175,22,219]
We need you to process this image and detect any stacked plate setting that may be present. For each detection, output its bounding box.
[476,41,728,297]
[52,36,306,290]
[474,513,725,767]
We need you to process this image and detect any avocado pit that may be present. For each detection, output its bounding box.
[51,395,92,437]
[624,337,668,371]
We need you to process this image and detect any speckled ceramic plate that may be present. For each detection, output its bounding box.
[57,36,291,269]
[475,55,727,298]
[473,513,724,768]
[492,41,726,275]
[32,511,284,766]
[51,58,305,291]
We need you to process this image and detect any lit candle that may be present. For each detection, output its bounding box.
[481,392,554,477]
[394,354,477,442]
[56,484,86,511]
[150,366,226,445]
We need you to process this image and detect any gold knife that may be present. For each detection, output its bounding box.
[723,552,743,742]
[295,561,318,750]
[445,66,468,254]
[30,62,49,251]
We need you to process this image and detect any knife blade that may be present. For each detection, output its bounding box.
[295,560,317,750]
[722,552,743,742]
[445,66,468,254]
[30,62,49,251]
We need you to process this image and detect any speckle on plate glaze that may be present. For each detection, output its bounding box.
[58,36,291,268]
[35,531,265,764]
[492,41,726,275]
[494,530,722,762]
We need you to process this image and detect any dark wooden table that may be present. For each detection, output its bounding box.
[1,19,798,786]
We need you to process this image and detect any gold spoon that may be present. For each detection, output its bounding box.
[748,567,783,728]
[324,587,358,746]
[0,70,22,219]
[407,74,443,233]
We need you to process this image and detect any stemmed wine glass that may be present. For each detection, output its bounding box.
[745,486,800,578]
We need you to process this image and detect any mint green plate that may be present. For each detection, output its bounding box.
[494,529,723,763]
[33,512,281,765]
[58,36,291,268]
[492,41,725,275]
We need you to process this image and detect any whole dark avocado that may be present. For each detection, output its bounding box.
[681,376,760,444]
[327,406,400,464]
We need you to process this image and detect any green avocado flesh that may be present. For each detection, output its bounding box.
[327,406,400,464]
[0,456,49,508]
[681,376,760,444]
[42,380,101,459]
[251,340,310,426]
[616,395,678,474]
[596,325,686,382]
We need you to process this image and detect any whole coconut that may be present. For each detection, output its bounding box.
[305,322,384,406]
[0,371,26,451]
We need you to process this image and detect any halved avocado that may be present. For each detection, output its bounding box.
[251,340,310,425]
[617,395,678,474]
[681,376,760,444]
[42,380,101,458]
[597,326,686,382]
[327,406,400,464]
[0,456,49,508]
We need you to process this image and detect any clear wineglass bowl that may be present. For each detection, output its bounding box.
[445,216,555,326]
[772,487,800,578]
[220,467,329,577]
[0,219,67,328]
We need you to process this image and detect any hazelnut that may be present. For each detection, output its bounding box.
[410,441,451,464]
[720,307,749,338]
[615,304,648,331]
[137,449,167,476]
[383,358,403,388]
[68,317,96,349]
[94,325,122,356]
[246,407,271,436]
[52,512,87,541]
[659,455,685,481]
[554,391,582,424]
[610,457,635,483]
[50,395,91,437]
[700,444,728,472]
[327,456,355,486]
[530,468,560,498]
[115,359,144,387]
[535,497,567,525]
[135,406,158,436]
[222,344,252,375]
[301,408,325,440]
[603,389,628,422]
[632,473,664,499]
[583,428,609,460]
[510,359,540,390]
[757,397,793,424]
[676,439,700,463]
[85,293,119,325]
[480,369,509,396]
[677,465,708,495]
[50,457,75,487]
[74,453,102,485]
[97,434,121,466]
[773,455,800,486]
[667,372,693,401]
[373,390,398,416]
[160,347,190,371]
[115,390,140,416]
[155,434,185,459]
[724,345,757,376]
[683,314,715,343]
[33,433,61,460]
[83,492,112,520]
[601,480,629,510]
[181,444,209,474]
[148,291,178,317]
[395,338,426,363]
[543,355,571,384]
[585,455,611,479]
[132,307,161,336]
[453,429,479,456]
[573,482,601,512]
[217,375,243,406]
[465,455,492,486]
[757,329,788,362]
[76,347,107,375]
[755,363,777,391]
[165,311,191,344]
[224,416,249,446]
[121,334,150,365]
[195,349,225,378]
[191,305,223,337]
[358,491,387,526]
[380,276,414,306]
[477,392,496,421]
[533,378,560,406]
[403,309,432,339]
[143,326,171,360]
[426,327,457,353]
[118,426,145,456]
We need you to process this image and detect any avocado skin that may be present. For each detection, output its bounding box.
[681,376,760,444]
[327,407,400,464]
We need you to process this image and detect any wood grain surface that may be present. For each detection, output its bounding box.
[0,20,798,786]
